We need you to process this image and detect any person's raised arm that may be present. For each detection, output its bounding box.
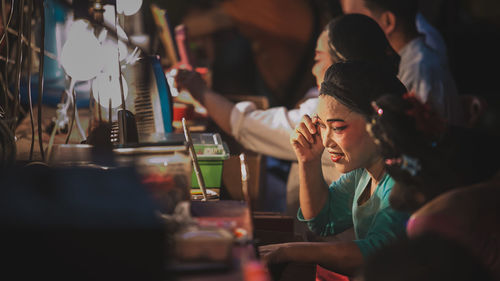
[175,69,233,134]
[291,115,329,219]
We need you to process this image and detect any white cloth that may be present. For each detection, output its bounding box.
[230,94,319,161]
[416,12,448,62]
[398,36,463,126]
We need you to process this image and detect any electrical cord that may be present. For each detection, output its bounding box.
[0,54,14,63]
[0,0,13,45]
[6,27,57,59]
[37,0,45,161]
[1,0,11,116]
[45,113,58,164]
[12,0,25,131]
[114,4,127,111]
[74,99,86,140]
[0,117,15,167]
[45,94,70,163]
[64,79,76,144]
[0,73,26,115]
[26,0,34,160]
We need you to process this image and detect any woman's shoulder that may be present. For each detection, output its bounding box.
[375,173,397,200]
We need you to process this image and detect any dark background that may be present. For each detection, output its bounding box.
[140,0,500,106]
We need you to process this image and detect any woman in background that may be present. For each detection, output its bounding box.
[367,93,500,279]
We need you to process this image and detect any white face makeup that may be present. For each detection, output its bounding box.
[316,95,380,173]
[312,30,335,88]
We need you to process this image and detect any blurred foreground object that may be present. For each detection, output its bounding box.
[0,164,167,281]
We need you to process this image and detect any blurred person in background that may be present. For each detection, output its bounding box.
[368,93,500,279]
[340,0,463,126]
[354,234,494,281]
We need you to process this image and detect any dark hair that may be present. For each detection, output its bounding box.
[327,14,400,76]
[319,61,407,118]
[363,0,418,33]
[358,234,493,281]
[370,94,500,212]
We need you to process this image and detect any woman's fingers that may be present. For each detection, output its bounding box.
[291,128,310,149]
[296,132,312,149]
[291,115,326,163]
[302,114,317,135]
[292,114,319,146]
[296,123,313,144]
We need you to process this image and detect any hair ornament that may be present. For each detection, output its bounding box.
[385,154,421,176]
[403,92,445,138]
[371,101,384,116]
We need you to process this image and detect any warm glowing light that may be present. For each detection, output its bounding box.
[100,39,128,77]
[92,73,128,109]
[103,5,130,43]
[116,0,143,16]
[60,20,104,81]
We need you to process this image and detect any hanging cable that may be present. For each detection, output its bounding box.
[0,74,26,115]
[114,4,126,111]
[0,0,13,45]
[74,100,86,140]
[37,0,45,161]
[6,27,57,59]
[0,55,14,63]
[64,79,76,144]
[12,0,25,131]
[1,0,11,116]
[45,93,69,164]
[26,0,34,160]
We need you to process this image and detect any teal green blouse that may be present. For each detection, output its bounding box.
[297,169,410,257]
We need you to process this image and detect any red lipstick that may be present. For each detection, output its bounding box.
[330,154,343,162]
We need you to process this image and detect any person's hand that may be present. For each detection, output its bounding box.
[290,115,324,163]
[259,243,288,267]
[174,69,208,103]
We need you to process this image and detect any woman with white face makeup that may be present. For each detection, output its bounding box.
[175,14,401,219]
[260,61,410,277]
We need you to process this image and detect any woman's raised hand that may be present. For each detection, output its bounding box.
[290,114,324,163]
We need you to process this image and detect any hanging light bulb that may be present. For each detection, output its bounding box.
[59,20,104,81]
[92,73,128,109]
[116,0,143,16]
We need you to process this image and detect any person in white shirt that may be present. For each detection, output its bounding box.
[340,0,463,126]
[416,12,448,61]
[175,14,400,223]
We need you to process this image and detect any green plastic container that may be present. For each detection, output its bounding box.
[189,133,230,188]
